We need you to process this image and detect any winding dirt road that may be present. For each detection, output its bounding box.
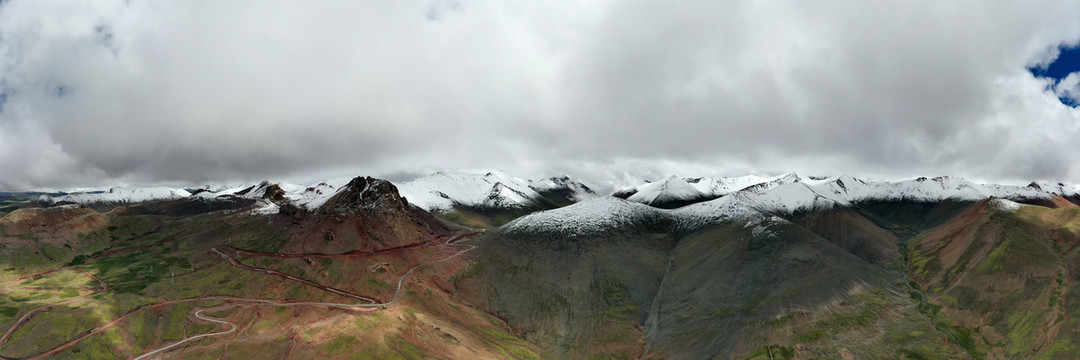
[0,268,108,349]
[3,230,477,358]
[132,232,477,359]
[9,232,478,360]
[211,247,380,304]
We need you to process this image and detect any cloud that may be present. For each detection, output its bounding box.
[0,0,1079,191]
[1054,72,1080,104]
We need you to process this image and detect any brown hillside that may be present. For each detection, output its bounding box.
[284,177,456,254]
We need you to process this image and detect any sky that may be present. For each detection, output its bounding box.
[1,1,1080,192]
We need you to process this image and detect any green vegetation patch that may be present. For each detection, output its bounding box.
[321,334,362,355]
[87,251,192,294]
[743,345,795,360]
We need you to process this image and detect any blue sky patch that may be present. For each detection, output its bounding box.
[1029,45,1080,107]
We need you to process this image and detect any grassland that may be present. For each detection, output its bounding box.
[1,200,540,359]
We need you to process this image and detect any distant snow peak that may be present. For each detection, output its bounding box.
[285,177,353,210]
[618,172,804,208]
[394,171,595,211]
[1029,181,1080,196]
[394,171,537,210]
[39,186,191,205]
[528,175,597,201]
[31,172,1080,223]
[626,175,705,206]
[482,182,537,208]
[739,172,804,194]
[615,172,1080,216]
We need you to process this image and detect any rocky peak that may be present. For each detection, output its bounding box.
[316,176,409,215]
[262,183,286,202]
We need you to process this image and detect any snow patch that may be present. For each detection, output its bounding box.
[502,196,671,235]
[250,201,280,215]
[989,198,1023,212]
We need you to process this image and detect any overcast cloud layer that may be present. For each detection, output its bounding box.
[1,1,1079,191]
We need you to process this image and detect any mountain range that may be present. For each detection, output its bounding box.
[36,171,1080,216]
[4,171,1080,359]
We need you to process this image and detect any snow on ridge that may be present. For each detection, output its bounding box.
[743,182,847,213]
[703,174,772,196]
[672,194,761,230]
[528,176,598,201]
[502,196,671,235]
[394,171,539,210]
[283,177,353,210]
[32,172,1080,221]
[191,185,248,199]
[670,181,843,227]
[627,175,706,205]
[394,171,596,211]
[1030,181,1080,197]
[615,172,804,208]
[734,175,1055,214]
[736,172,804,194]
[618,174,773,206]
[40,186,192,205]
[201,171,598,215]
[501,193,770,235]
[481,182,538,209]
[503,173,1077,235]
[616,172,1077,215]
[192,181,278,200]
[810,175,1054,203]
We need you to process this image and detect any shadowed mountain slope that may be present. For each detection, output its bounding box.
[454,197,963,359]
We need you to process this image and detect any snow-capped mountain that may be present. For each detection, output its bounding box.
[736,172,804,194]
[804,175,1054,204]
[38,187,192,205]
[616,172,1080,211]
[506,173,1080,237]
[528,176,597,202]
[393,171,596,211]
[1029,181,1080,198]
[502,196,676,237]
[175,171,599,215]
[615,173,804,208]
[393,171,541,210]
[686,175,772,196]
[280,177,354,209]
[31,172,1079,221]
[676,174,1080,220]
[624,175,710,208]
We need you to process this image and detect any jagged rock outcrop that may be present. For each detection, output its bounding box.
[284,176,455,253]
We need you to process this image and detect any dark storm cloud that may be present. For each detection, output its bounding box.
[0,0,1079,191]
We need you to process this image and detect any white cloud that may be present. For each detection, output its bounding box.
[0,0,1079,190]
[1054,72,1080,104]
